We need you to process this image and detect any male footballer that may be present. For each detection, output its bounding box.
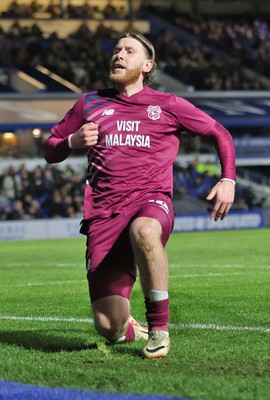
[44,32,236,358]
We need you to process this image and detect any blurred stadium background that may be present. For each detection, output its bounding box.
[1,0,270,239]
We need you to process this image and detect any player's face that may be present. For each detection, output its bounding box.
[109,38,152,86]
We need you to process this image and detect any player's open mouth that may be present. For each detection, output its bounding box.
[113,63,125,72]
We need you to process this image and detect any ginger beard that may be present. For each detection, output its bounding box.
[109,64,144,86]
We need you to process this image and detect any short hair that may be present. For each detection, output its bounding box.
[119,32,157,86]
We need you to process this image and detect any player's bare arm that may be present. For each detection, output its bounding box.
[69,122,99,149]
[206,180,235,221]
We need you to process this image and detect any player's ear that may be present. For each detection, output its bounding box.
[142,59,153,73]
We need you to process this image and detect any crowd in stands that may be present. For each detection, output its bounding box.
[172,14,270,79]
[0,21,117,91]
[1,0,129,20]
[173,158,267,211]
[144,4,270,89]
[0,2,270,90]
[0,160,266,221]
[0,163,85,220]
[152,28,264,90]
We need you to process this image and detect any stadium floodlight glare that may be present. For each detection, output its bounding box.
[2,132,15,139]
[32,128,42,138]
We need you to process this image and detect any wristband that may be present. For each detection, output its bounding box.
[220,178,236,186]
[67,133,74,149]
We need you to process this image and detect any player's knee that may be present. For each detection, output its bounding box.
[91,296,130,341]
[130,218,161,247]
[93,313,126,341]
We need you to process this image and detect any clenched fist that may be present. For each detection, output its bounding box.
[69,122,99,149]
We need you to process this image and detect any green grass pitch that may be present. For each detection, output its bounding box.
[0,228,270,400]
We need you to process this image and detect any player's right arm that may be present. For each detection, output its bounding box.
[68,122,99,150]
[44,96,98,164]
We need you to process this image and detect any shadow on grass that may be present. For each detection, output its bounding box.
[0,329,97,352]
[0,330,144,357]
[106,342,144,358]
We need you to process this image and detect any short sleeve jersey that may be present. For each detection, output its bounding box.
[52,86,217,219]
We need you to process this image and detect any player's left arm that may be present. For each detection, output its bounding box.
[206,179,235,221]
[173,96,236,221]
[205,120,236,221]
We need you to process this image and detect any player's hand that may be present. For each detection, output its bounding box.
[69,122,99,149]
[206,180,235,221]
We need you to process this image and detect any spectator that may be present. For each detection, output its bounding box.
[6,198,25,220]
[44,190,67,218]
[46,0,63,18]
[1,166,19,199]
[103,0,118,19]
[0,189,10,209]
[27,198,44,218]
[242,185,266,209]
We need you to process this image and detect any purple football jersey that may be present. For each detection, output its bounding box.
[46,86,235,220]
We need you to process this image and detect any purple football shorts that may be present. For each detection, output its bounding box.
[86,196,174,303]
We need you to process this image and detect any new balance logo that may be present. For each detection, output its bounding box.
[101,109,115,116]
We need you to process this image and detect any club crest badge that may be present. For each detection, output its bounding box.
[147,105,162,120]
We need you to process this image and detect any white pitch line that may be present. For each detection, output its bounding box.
[3,263,81,268]
[0,316,93,323]
[170,322,270,333]
[2,280,86,288]
[1,274,245,288]
[4,262,270,269]
[169,264,270,269]
[2,271,269,288]
[0,315,269,333]
[170,272,246,278]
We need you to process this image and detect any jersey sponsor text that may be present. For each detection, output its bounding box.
[117,120,140,132]
[105,134,150,148]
